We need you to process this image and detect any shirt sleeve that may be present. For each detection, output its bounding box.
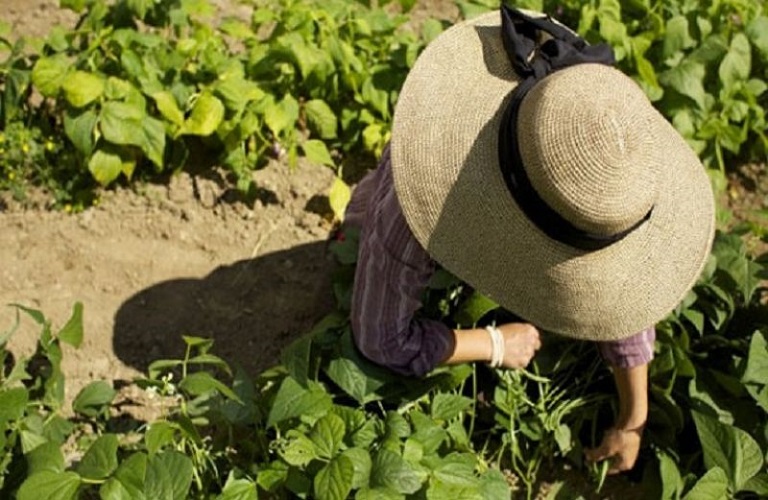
[350,147,455,377]
[597,327,656,368]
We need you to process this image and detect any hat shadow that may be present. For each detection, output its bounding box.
[112,241,335,376]
[474,24,517,81]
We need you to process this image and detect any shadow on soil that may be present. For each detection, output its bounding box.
[112,241,336,376]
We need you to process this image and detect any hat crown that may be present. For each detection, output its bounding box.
[518,64,658,236]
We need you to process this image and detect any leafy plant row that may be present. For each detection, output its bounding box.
[0,228,765,499]
[1,0,441,208]
[2,0,767,207]
[461,0,768,173]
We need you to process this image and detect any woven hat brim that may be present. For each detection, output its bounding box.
[391,12,715,341]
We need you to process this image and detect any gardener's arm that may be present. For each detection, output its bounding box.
[443,324,541,369]
[585,327,654,474]
[585,363,648,474]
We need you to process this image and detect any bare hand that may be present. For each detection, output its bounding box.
[496,323,541,369]
[584,426,643,474]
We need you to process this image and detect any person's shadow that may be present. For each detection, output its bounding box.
[112,241,336,376]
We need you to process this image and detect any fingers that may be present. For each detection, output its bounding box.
[494,323,542,369]
[584,429,640,475]
[584,444,612,464]
[608,455,633,475]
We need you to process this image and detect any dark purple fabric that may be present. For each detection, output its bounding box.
[347,145,655,376]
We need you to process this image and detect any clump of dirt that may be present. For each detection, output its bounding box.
[725,162,768,256]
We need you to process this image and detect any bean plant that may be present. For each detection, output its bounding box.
[459,0,768,173]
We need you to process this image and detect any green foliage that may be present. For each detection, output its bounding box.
[460,0,768,171]
[645,232,768,498]
[2,0,444,207]
[1,226,766,498]
[3,0,767,206]
[1,1,767,498]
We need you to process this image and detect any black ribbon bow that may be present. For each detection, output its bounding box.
[497,6,649,251]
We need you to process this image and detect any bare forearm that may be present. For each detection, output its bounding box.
[612,363,648,429]
[443,329,492,364]
[442,324,541,369]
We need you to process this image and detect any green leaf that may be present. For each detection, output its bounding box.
[60,0,94,12]
[719,34,751,91]
[454,291,498,326]
[17,471,81,500]
[21,430,49,454]
[266,377,332,427]
[342,448,372,489]
[657,449,682,500]
[182,92,225,136]
[214,76,265,113]
[88,147,125,186]
[355,487,404,499]
[663,16,696,61]
[255,460,288,492]
[479,469,510,499]
[76,434,119,480]
[0,387,29,422]
[179,371,242,402]
[692,411,764,490]
[140,116,166,168]
[689,376,733,424]
[62,71,105,108]
[431,393,472,421]
[745,78,767,98]
[329,177,351,221]
[145,451,193,500]
[745,384,768,412]
[410,412,448,455]
[72,381,116,417]
[747,16,768,59]
[743,473,768,496]
[182,335,214,350]
[425,453,478,487]
[325,331,396,405]
[145,421,176,454]
[715,239,762,301]
[303,139,334,167]
[26,442,65,476]
[99,101,165,168]
[57,302,83,348]
[743,331,768,385]
[281,432,318,467]
[371,449,423,494]
[217,478,258,500]
[188,350,230,368]
[690,35,728,65]
[281,334,312,388]
[305,99,338,139]
[100,101,144,142]
[32,55,71,97]
[126,0,153,19]
[64,108,98,156]
[100,452,147,500]
[264,94,299,137]
[310,413,346,459]
[147,359,183,380]
[152,91,185,127]
[659,59,707,109]
[682,467,728,500]
[315,454,355,500]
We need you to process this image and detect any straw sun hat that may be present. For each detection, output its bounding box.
[390,8,715,341]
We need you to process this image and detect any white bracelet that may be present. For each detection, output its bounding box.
[485,325,505,368]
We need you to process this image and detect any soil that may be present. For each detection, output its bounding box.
[1,1,765,499]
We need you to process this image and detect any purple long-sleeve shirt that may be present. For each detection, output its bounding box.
[347,145,655,377]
